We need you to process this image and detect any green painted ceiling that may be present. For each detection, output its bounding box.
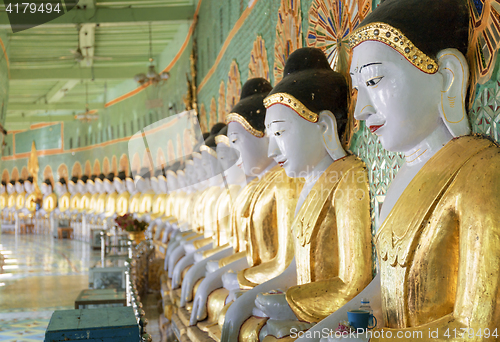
[1,0,195,131]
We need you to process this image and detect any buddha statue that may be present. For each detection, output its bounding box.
[135,168,154,219]
[185,78,302,340]
[101,173,118,223]
[114,172,130,217]
[171,125,228,290]
[142,170,166,224]
[0,181,7,212]
[149,170,168,238]
[179,126,246,308]
[39,178,56,215]
[6,180,17,220]
[67,177,82,220]
[294,1,500,341]
[77,176,91,213]
[22,177,37,214]
[221,48,372,342]
[15,179,26,212]
[127,175,141,214]
[92,174,107,223]
[54,178,70,212]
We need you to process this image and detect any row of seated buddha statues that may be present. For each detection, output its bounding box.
[0,177,56,234]
[155,0,500,341]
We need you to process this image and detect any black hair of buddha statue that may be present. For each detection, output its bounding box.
[59,178,67,185]
[1,181,6,187]
[202,132,210,140]
[18,179,24,185]
[205,124,227,150]
[360,0,469,60]
[210,123,226,136]
[97,174,105,181]
[269,47,348,136]
[27,176,33,183]
[71,176,79,183]
[9,180,15,186]
[139,167,151,179]
[118,171,126,180]
[81,175,89,183]
[44,178,52,186]
[230,78,273,133]
[90,175,96,182]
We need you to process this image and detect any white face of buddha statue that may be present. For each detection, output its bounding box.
[113,179,124,194]
[15,182,23,193]
[265,105,332,178]
[201,150,221,178]
[216,142,245,185]
[86,181,95,194]
[158,176,168,193]
[77,181,86,193]
[350,41,470,153]
[150,177,159,194]
[1,184,5,194]
[227,121,273,177]
[176,171,187,190]
[24,180,33,194]
[166,173,178,192]
[7,183,14,194]
[125,178,135,194]
[193,154,207,183]
[41,182,48,195]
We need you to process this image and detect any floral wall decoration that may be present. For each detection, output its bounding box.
[218,81,226,123]
[306,0,371,73]
[226,60,242,115]
[274,0,303,84]
[249,35,270,81]
[209,97,217,128]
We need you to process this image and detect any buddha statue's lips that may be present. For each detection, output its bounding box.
[369,125,384,133]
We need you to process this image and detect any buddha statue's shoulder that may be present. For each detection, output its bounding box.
[118,191,130,199]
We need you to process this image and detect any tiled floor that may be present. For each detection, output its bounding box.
[0,233,100,342]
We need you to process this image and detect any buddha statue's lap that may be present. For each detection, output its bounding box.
[297,1,500,341]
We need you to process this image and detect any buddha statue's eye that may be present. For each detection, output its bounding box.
[366,76,384,87]
[274,130,285,137]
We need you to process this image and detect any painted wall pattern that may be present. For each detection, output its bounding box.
[248,36,270,81]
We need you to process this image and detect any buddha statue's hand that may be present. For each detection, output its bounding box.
[254,291,298,320]
[222,271,239,291]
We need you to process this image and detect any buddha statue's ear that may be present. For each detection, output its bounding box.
[318,111,347,161]
[437,48,471,137]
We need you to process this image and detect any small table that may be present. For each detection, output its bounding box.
[58,227,73,239]
[74,288,127,309]
[45,307,140,342]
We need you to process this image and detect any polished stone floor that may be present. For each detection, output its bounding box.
[0,233,100,341]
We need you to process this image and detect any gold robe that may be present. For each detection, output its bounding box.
[373,136,500,341]
[116,191,130,216]
[285,155,372,322]
[42,193,57,213]
[78,192,91,212]
[104,192,117,218]
[150,193,167,220]
[138,191,154,217]
[0,192,8,210]
[7,193,17,209]
[69,193,81,212]
[58,192,71,213]
[129,192,141,214]
[237,166,303,288]
[16,191,26,210]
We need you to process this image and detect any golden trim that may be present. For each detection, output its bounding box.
[349,22,438,74]
[225,113,265,138]
[200,145,218,158]
[263,93,319,123]
[113,177,123,184]
[215,135,230,147]
[186,160,194,166]
[192,152,202,159]
[405,149,428,163]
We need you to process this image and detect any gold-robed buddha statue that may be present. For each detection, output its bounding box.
[300,1,500,341]
[184,78,303,340]
[222,48,372,342]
